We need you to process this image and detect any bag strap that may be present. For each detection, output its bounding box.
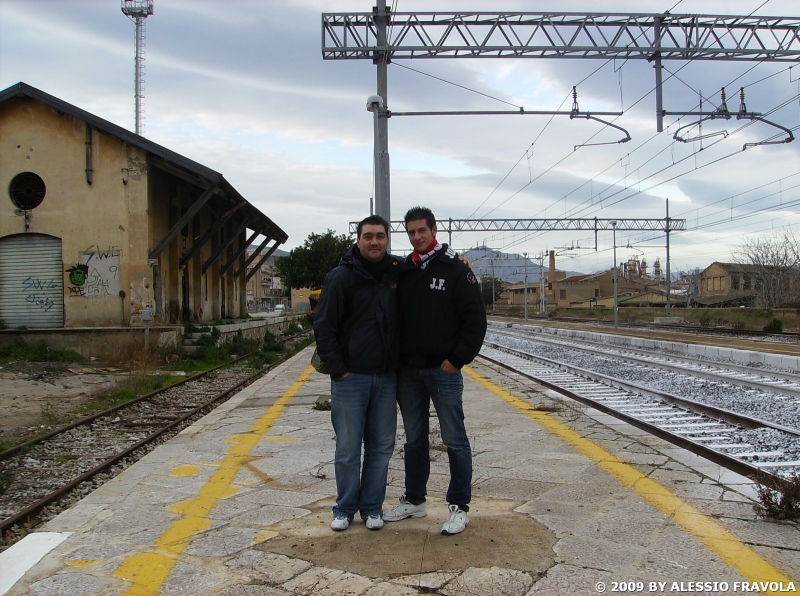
[340,281,388,341]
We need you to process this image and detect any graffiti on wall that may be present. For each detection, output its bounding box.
[21,277,57,311]
[67,245,120,298]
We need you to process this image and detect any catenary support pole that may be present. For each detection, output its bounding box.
[374,0,391,231]
[612,221,618,329]
[654,17,664,133]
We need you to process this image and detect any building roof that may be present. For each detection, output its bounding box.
[0,82,287,244]
[559,274,594,283]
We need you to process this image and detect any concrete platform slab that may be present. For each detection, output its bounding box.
[1,348,798,596]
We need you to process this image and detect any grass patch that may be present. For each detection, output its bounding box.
[0,339,84,365]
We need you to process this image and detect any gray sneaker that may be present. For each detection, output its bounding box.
[365,514,384,530]
[383,495,427,522]
[330,516,350,531]
[441,504,468,535]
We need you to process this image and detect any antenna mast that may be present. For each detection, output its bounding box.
[121,0,153,136]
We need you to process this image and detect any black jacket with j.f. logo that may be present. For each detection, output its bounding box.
[398,244,487,369]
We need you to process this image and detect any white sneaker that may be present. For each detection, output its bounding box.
[330,516,350,531]
[365,514,384,530]
[383,495,427,522]
[441,504,469,535]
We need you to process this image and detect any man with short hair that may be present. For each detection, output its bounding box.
[384,206,487,535]
[313,215,401,532]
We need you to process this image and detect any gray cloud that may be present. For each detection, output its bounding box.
[2,0,799,271]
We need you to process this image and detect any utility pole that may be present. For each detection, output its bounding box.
[665,198,672,316]
[523,252,528,321]
[539,251,546,313]
[611,221,618,329]
[489,257,497,312]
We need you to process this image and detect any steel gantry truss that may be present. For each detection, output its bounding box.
[322,12,800,62]
[322,9,800,227]
[347,217,685,236]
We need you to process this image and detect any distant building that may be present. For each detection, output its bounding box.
[0,82,287,328]
[290,287,313,312]
[245,248,285,311]
[697,262,758,307]
[553,270,652,307]
[505,250,566,309]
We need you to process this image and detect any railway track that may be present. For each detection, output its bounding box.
[0,348,300,547]
[481,329,800,482]
[490,326,800,399]
[497,315,800,344]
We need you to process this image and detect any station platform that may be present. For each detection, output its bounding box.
[1,346,798,596]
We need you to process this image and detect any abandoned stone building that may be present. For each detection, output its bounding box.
[0,82,287,329]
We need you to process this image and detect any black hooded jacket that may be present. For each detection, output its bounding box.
[312,246,401,378]
[398,244,487,369]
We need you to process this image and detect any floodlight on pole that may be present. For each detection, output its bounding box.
[121,0,153,136]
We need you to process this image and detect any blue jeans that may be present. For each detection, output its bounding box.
[397,366,472,510]
[330,372,397,520]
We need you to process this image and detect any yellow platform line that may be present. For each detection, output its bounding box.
[113,366,314,596]
[464,366,794,592]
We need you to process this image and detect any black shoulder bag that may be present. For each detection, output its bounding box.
[311,282,388,374]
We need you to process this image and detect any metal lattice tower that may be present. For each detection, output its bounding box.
[121,0,154,136]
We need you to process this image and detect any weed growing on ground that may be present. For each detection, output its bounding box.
[763,318,784,333]
[0,339,84,365]
[754,472,800,520]
[0,469,15,496]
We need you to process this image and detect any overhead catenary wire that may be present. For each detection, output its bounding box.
[490,91,800,253]
[466,0,783,251]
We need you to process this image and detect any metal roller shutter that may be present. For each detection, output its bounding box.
[0,234,64,328]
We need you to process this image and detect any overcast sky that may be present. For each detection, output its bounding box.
[2,0,799,276]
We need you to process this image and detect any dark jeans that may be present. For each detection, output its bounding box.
[397,365,471,510]
[330,372,397,520]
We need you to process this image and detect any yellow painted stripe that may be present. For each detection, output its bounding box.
[464,366,794,591]
[114,366,314,596]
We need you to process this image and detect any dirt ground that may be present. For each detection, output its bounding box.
[0,362,127,446]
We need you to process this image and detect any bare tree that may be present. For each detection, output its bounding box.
[735,232,800,307]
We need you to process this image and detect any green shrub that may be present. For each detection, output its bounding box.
[763,318,783,333]
[263,330,283,352]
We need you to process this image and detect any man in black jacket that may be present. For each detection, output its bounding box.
[312,215,401,532]
[383,206,487,535]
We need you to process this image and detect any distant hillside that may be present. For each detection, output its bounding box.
[461,247,583,284]
[248,245,289,258]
